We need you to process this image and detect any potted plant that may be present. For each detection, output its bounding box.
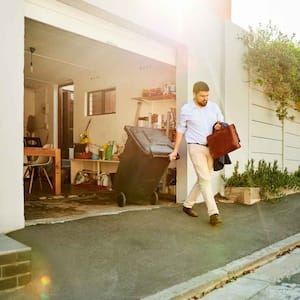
[222,160,261,205]
[222,159,300,205]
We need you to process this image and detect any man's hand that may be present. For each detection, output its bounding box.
[214,122,222,131]
[169,151,178,161]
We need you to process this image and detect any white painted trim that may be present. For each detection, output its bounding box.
[24,0,176,66]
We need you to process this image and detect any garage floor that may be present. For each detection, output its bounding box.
[23,180,176,224]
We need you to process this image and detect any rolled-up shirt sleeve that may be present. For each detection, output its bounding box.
[177,105,188,134]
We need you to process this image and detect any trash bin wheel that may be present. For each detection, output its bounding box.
[117,192,126,207]
[150,191,159,205]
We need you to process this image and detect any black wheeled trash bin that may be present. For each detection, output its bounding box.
[113,126,175,207]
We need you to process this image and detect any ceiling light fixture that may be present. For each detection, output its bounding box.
[29,47,36,73]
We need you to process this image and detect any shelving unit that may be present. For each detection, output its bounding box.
[70,159,119,185]
[162,127,176,142]
[132,94,176,101]
[132,93,177,199]
[132,94,176,142]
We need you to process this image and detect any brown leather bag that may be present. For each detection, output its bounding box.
[207,124,241,159]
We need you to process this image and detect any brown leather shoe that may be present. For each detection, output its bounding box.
[209,214,222,225]
[182,206,199,217]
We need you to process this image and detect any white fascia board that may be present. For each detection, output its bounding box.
[25,0,176,66]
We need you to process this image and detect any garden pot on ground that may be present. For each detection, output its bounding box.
[224,187,261,205]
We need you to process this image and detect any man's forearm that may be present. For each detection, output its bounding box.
[173,132,184,153]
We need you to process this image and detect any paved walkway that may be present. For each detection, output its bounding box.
[1,193,300,300]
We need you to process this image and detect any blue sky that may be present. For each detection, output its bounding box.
[231,0,299,39]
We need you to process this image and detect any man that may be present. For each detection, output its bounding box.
[169,81,223,225]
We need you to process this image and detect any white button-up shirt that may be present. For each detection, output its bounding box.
[177,100,224,144]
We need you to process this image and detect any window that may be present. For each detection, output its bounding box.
[87,88,116,116]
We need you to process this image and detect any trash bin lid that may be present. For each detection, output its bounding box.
[124,126,174,157]
[149,144,174,157]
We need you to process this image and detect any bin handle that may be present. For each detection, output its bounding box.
[142,129,177,158]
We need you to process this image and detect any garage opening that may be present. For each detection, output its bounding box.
[24,18,178,222]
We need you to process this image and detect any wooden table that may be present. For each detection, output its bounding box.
[24,147,61,195]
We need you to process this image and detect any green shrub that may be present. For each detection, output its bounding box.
[292,166,300,187]
[222,159,300,201]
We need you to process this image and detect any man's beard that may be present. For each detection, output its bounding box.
[198,100,207,107]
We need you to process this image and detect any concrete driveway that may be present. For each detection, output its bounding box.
[1,193,300,300]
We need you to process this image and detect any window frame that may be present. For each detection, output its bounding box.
[86,87,116,116]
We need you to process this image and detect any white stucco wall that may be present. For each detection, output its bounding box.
[224,21,249,177]
[24,88,35,135]
[34,86,54,145]
[181,12,227,199]
[24,85,54,145]
[72,59,175,148]
[249,88,300,172]
[0,0,25,233]
[285,115,300,171]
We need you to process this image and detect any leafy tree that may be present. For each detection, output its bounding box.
[239,22,300,121]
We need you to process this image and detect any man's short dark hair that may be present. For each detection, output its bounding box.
[193,81,209,94]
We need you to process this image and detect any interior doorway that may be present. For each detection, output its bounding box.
[58,84,74,159]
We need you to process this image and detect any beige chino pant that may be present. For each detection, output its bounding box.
[183,144,219,216]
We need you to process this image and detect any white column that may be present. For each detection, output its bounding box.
[0,0,25,233]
